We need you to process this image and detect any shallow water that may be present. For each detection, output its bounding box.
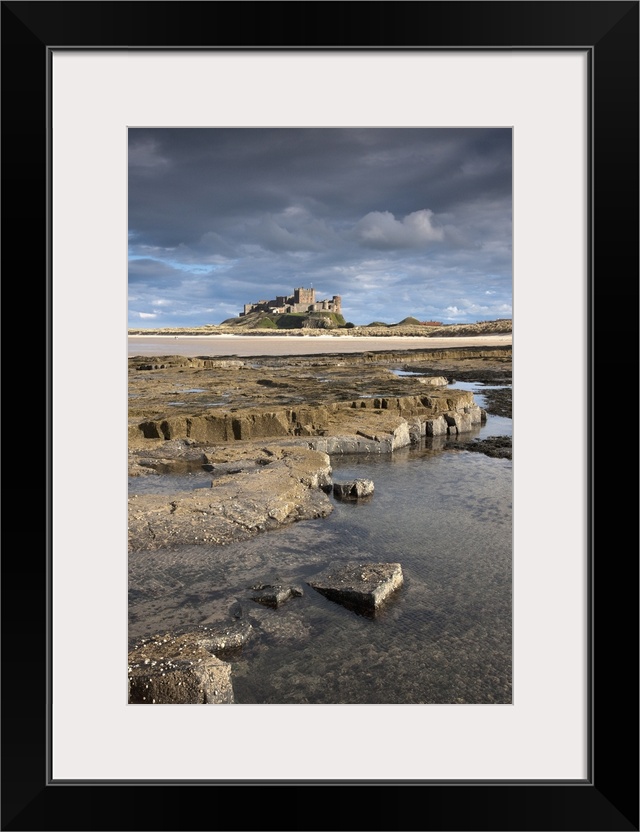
[128,423,513,704]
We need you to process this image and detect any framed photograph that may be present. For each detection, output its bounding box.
[4,1,637,830]
[126,124,516,711]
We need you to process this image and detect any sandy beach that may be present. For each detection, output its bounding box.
[128,333,512,357]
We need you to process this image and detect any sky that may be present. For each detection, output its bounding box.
[128,128,512,328]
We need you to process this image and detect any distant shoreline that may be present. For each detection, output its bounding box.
[128,332,512,340]
[128,319,512,340]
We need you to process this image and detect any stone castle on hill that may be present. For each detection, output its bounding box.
[240,287,342,317]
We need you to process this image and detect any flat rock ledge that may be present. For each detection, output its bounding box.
[128,447,333,551]
[128,631,236,704]
[308,562,403,617]
[131,391,484,448]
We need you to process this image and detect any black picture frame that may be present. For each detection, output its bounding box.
[3,2,638,830]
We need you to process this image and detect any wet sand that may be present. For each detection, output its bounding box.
[128,334,512,358]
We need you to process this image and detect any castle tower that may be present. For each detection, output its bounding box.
[293,287,315,306]
[332,295,342,313]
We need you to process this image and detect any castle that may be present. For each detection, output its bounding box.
[240,287,342,317]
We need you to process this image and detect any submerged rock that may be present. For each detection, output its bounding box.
[453,435,512,459]
[250,583,304,608]
[197,620,254,655]
[308,561,403,616]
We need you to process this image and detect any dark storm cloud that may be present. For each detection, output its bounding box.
[128,128,512,326]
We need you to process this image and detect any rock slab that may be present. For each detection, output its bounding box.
[333,479,375,500]
[307,562,403,615]
[128,632,234,704]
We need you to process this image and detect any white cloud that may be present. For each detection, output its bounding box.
[443,300,512,321]
[352,209,445,249]
[138,312,157,319]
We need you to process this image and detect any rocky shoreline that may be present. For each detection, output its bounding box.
[128,344,512,702]
[129,346,511,549]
